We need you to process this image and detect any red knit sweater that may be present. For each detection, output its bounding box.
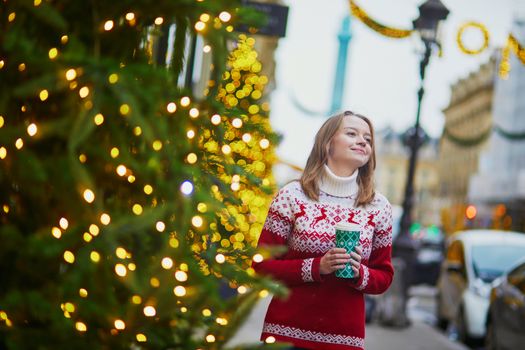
[253,181,393,350]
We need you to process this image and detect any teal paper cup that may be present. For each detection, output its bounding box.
[334,223,361,278]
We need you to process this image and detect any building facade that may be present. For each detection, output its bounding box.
[468,20,525,232]
[375,127,441,228]
[438,56,496,234]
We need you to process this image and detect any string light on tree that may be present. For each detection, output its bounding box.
[156,221,166,232]
[161,257,173,269]
[195,21,206,31]
[180,96,191,107]
[93,113,104,125]
[51,227,62,239]
[219,11,232,22]
[39,90,49,101]
[27,123,37,136]
[65,69,77,80]
[173,286,186,297]
[167,102,177,113]
[14,138,23,149]
[89,251,100,263]
[83,189,95,203]
[100,213,111,225]
[114,319,125,330]
[180,181,194,195]
[104,20,114,31]
[175,270,188,282]
[48,48,58,59]
[115,247,127,259]
[75,322,87,332]
[115,264,127,277]
[143,306,156,317]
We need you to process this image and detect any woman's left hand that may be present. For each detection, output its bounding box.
[350,245,362,278]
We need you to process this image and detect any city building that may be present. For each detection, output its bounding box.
[468,20,525,232]
[375,127,440,228]
[438,55,496,234]
[151,0,286,99]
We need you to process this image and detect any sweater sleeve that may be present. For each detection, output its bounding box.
[348,198,394,294]
[252,184,322,285]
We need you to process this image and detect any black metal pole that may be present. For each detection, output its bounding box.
[398,41,432,241]
[391,41,432,326]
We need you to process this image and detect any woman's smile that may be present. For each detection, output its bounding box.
[351,147,366,155]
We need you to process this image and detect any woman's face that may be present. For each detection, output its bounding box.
[327,116,372,169]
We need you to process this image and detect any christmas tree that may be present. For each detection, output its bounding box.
[0,1,285,348]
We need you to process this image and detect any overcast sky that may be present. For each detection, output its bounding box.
[269,0,525,174]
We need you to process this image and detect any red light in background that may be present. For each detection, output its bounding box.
[466,205,477,220]
[494,204,506,217]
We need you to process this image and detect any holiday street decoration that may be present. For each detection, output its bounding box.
[493,125,525,141]
[349,0,525,78]
[499,33,525,78]
[443,123,525,147]
[0,1,285,349]
[442,125,492,147]
[349,0,413,38]
[456,22,490,55]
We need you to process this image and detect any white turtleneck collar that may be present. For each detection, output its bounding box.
[319,164,359,198]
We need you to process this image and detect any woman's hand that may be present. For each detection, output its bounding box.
[319,246,362,277]
[320,248,351,275]
[349,245,362,279]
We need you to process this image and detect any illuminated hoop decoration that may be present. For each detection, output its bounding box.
[349,0,413,39]
[456,22,490,55]
[499,33,525,79]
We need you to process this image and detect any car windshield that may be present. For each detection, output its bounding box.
[471,245,525,283]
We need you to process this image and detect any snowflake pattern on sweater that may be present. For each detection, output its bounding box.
[253,181,394,350]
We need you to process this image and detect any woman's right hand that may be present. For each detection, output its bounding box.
[319,248,351,275]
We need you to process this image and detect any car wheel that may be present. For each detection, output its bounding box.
[456,307,477,347]
[485,318,499,350]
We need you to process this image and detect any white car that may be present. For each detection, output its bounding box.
[435,229,525,346]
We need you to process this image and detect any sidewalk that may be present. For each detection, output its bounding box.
[365,321,468,350]
[228,294,469,350]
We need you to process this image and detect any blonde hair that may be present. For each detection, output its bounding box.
[299,111,376,207]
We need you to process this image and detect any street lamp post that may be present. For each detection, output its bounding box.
[393,0,449,324]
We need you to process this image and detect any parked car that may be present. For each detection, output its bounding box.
[435,230,525,346]
[485,258,525,350]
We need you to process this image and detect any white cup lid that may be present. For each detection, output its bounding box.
[335,223,361,231]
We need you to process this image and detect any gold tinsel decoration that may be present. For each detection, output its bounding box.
[499,33,525,79]
[349,0,413,39]
[456,22,490,55]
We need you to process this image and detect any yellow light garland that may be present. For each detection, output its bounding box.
[499,33,525,79]
[349,0,413,39]
[456,22,490,55]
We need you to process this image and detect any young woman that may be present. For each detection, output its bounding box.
[253,111,394,350]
